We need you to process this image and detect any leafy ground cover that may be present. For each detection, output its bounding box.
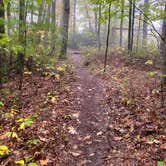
[85,52,166,165]
[0,64,75,166]
[0,51,165,166]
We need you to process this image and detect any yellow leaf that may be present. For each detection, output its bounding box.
[57,66,65,72]
[145,60,153,65]
[15,160,25,165]
[55,74,60,80]
[51,96,57,103]
[17,118,24,123]
[0,145,10,156]
[19,122,25,130]
[12,132,18,138]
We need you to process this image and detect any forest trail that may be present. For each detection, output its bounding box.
[64,51,111,166]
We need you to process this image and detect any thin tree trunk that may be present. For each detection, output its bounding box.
[161,4,166,85]
[131,0,135,51]
[37,0,45,44]
[60,0,70,58]
[136,13,142,52]
[128,0,132,52]
[72,0,77,48]
[51,0,56,27]
[7,0,11,36]
[95,10,98,44]
[31,1,33,24]
[104,3,111,72]
[44,4,51,47]
[97,4,101,51]
[48,0,56,56]
[143,0,149,47]
[120,0,124,47]
[0,0,5,89]
[17,0,26,91]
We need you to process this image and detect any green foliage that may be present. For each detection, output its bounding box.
[27,139,40,146]
[157,161,164,166]
[0,101,4,108]
[17,115,37,130]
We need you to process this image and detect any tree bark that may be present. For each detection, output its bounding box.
[143,0,149,47]
[104,3,111,72]
[120,0,124,47]
[0,0,5,89]
[31,1,34,24]
[136,14,142,52]
[17,0,26,74]
[97,4,101,51]
[131,0,135,51]
[60,0,70,58]
[161,3,166,85]
[128,0,132,52]
[72,0,77,48]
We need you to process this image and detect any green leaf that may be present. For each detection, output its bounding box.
[0,101,4,108]
[46,0,50,4]
[36,0,42,5]
[157,161,164,166]
[27,139,40,145]
[24,118,34,127]
[3,0,8,6]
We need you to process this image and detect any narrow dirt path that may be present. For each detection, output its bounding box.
[63,52,111,166]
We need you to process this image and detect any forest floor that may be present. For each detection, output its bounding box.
[0,51,165,166]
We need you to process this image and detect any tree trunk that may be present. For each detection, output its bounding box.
[161,4,166,85]
[143,0,149,47]
[60,0,70,58]
[94,10,98,45]
[37,0,45,44]
[120,0,124,47]
[104,3,111,72]
[44,4,51,47]
[72,0,77,48]
[7,0,11,36]
[0,0,5,89]
[48,0,56,56]
[51,0,56,27]
[17,0,26,75]
[31,1,33,24]
[128,0,132,52]
[97,4,101,51]
[136,14,142,52]
[131,0,135,51]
